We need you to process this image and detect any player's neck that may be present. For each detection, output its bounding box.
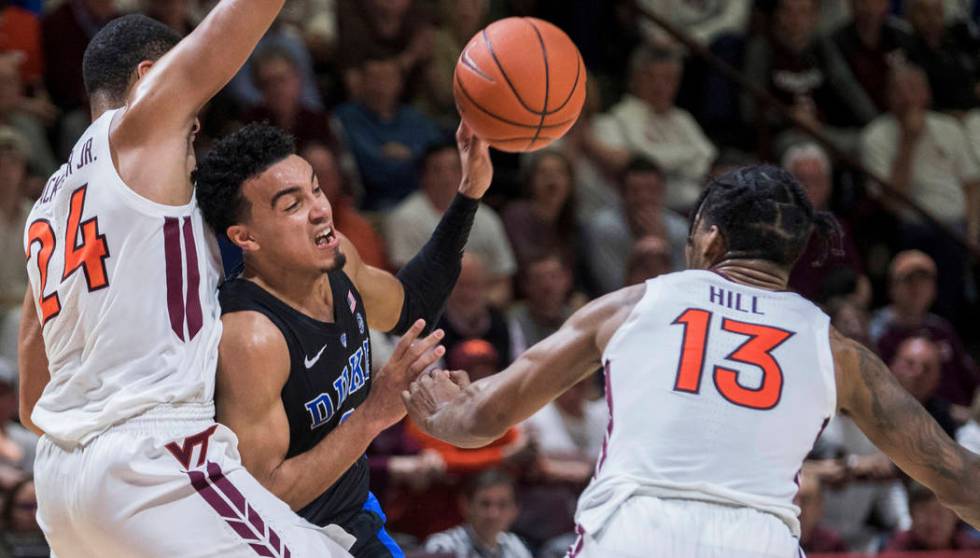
[243,266,335,322]
[710,259,789,292]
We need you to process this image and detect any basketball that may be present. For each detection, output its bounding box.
[453,17,586,153]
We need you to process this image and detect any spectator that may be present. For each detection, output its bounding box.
[869,250,978,406]
[592,46,716,213]
[417,0,487,130]
[826,297,873,348]
[436,254,515,367]
[0,359,37,474]
[243,44,334,151]
[635,0,750,48]
[958,391,980,453]
[904,0,979,112]
[0,1,43,85]
[584,157,688,294]
[502,150,579,270]
[861,64,979,321]
[385,144,516,305]
[302,142,388,270]
[782,143,866,302]
[742,0,876,137]
[41,0,118,112]
[423,469,532,558]
[0,55,56,179]
[888,336,959,436]
[796,472,848,553]
[884,482,980,551]
[831,0,913,122]
[0,127,32,312]
[336,0,434,89]
[1,478,48,558]
[624,235,672,286]
[143,0,195,36]
[508,253,574,353]
[334,55,441,211]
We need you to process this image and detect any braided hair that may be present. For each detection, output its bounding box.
[690,164,842,268]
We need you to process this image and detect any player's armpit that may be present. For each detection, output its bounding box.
[339,233,405,331]
[833,331,980,527]
[17,288,48,436]
[406,285,644,448]
[215,311,292,489]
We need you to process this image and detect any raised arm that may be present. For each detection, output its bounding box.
[833,329,980,527]
[217,313,443,511]
[17,288,48,436]
[403,285,644,448]
[343,123,492,333]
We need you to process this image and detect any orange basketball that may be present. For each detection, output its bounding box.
[453,17,586,153]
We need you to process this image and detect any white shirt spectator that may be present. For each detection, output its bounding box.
[593,95,716,212]
[524,400,608,462]
[861,112,980,225]
[636,0,750,46]
[424,525,532,558]
[384,191,517,280]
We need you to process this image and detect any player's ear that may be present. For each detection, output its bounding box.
[135,60,155,81]
[226,224,258,252]
[703,225,727,265]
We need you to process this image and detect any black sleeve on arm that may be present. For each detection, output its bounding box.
[390,193,479,335]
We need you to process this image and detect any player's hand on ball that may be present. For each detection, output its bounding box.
[456,121,493,199]
[402,368,471,427]
[366,319,445,430]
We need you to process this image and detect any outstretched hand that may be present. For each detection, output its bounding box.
[456,121,493,199]
[402,369,471,430]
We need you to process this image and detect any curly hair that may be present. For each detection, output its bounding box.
[690,164,841,268]
[193,123,296,237]
[82,14,180,103]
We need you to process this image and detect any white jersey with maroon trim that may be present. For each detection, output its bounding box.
[576,269,836,538]
[24,109,223,446]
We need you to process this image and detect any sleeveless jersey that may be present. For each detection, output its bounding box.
[23,109,223,446]
[576,269,836,537]
[218,272,372,527]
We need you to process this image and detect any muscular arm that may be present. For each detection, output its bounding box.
[833,329,980,527]
[112,0,285,204]
[17,288,47,436]
[217,313,441,511]
[339,233,405,332]
[405,286,644,448]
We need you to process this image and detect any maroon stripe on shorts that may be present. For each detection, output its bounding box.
[184,462,292,557]
[163,217,184,340]
[595,360,615,473]
[181,217,203,340]
[567,524,585,557]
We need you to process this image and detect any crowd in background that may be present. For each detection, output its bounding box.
[1,0,980,556]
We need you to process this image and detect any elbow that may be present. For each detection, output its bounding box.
[18,402,41,437]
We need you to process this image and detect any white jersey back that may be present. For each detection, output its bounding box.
[576,270,836,537]
[24,109,222,446]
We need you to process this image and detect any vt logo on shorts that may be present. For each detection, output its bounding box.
[166,426,292,558]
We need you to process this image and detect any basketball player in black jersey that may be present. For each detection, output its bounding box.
[193,121,493,557]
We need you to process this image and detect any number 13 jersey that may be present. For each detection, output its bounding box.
[576,269,836,538]
[23,109,223,446]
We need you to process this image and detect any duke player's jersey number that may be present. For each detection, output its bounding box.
[26,185,110,324]
[671,308,795,410]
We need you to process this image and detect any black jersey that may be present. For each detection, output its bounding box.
[219,270,372,527]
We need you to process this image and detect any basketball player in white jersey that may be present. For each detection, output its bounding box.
[12,5,435,557]
[404,165,980,557]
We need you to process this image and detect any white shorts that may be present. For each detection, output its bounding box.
[34,404,354,558]
[569,496,801,558]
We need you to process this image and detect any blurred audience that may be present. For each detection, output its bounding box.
[423,469,532,558]
[41,0,118,114]
[796,472,848,553]
[334,55,441,211]
[142,0,195,36]
[592,46,716,213]
[0,56,57,179]
[888,336,959,436]
[0,359,36,474]
[870,250,978,407]
[585,157,687,294]
[624,235,673,286]
[0,1,43,86]
[904,0,980,113]
[0,127,32,312]
[386,144,515,305]
[884,482,980,551]
[436,256,515,367]
[1,477,47,558]
[508,253,575,354]
[957,391,980,453]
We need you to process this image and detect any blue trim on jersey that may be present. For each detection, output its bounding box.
[361,492,403,558]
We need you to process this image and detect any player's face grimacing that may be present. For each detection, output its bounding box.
[235,154,345,274]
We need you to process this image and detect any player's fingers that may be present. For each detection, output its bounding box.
[410,345,445,375]
[391,319,426,361]
[408,329,444,360]
[456,121,472,146]
[449,370,471,388]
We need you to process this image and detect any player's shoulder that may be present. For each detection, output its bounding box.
[220,309,286,354]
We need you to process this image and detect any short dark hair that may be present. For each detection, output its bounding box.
[462,468,515,500]
[418,139,457,174]
[194,123,296,236]
[622,156,664,182]
[690,164,840,267]
[251,43,300,84]
[82,14,181,102]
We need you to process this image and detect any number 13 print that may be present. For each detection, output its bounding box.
[672,308,795,410]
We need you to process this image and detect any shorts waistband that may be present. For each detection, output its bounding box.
[105,402,216,434]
